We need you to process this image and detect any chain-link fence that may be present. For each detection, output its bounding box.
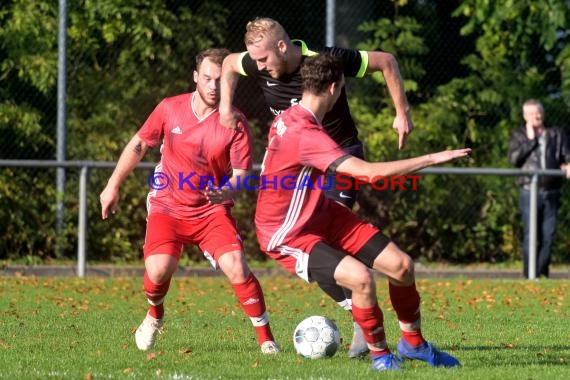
[1,0,570,269]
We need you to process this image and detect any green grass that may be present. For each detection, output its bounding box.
[0,276,568,379]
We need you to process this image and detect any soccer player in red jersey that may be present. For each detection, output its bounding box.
[99,48,279,354]
[255,53,468,371]
[219,17,413,357]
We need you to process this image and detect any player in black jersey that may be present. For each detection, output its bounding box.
[219,17,414,358]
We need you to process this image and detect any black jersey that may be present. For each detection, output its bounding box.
[237,40,368,148]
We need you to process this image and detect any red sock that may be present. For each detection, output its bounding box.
[232,273,274,344]
[389,282,424,347]
[143,271,171,319]
[351,303,390,356]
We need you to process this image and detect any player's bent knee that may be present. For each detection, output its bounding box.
[218,250,250,283]
[146,268,173,284]
[145,254,177,283]
[392,255,415,284]
[372,242,415,283]
[340,266,375,295]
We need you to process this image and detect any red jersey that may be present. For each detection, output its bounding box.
[255,103,349,252]
[138,92,252,219]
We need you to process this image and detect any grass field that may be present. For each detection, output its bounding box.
[0,275,568,379]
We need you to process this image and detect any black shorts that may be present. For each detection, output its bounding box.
[323,141,365,209]
[307,232,391,285]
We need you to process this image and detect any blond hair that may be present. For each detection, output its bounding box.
[244,17,289,47]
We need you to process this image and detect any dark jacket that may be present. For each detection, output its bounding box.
[508,126,570,190]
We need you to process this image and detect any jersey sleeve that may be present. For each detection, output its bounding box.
[229,112,253,170]
[325,46,369,78]
[237,52,257,77]
[137,100,165,148]
[298,126,347,172]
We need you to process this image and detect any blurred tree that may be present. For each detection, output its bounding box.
[347,0,570,262]
[1,0,569,264]
[0,0,229,260]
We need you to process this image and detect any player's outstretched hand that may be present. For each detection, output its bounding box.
[393,113,413,150]
[431,148,472,165]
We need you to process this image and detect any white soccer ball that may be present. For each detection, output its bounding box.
[293,315,341,359]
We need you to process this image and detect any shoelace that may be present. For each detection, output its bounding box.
[143,319,163,334]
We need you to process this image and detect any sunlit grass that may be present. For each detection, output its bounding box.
[0,276,568,379]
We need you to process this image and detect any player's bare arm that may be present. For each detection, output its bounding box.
[335,148,471,180]
[367,51,413,150]
[100,134,150,219]
[219,53,245,130]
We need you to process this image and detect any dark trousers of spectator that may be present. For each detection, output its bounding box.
[519,189,561,278]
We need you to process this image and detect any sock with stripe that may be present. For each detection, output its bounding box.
[389,281,425,347]
[143,271,171,319]
[232,273,275,344]
[351,303,390,356]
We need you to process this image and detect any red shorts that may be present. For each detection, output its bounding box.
[265,201,379,281]
[144,211,243,266]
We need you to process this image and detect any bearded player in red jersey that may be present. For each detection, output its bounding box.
[99,48,279,354]
[255,53,467,371]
